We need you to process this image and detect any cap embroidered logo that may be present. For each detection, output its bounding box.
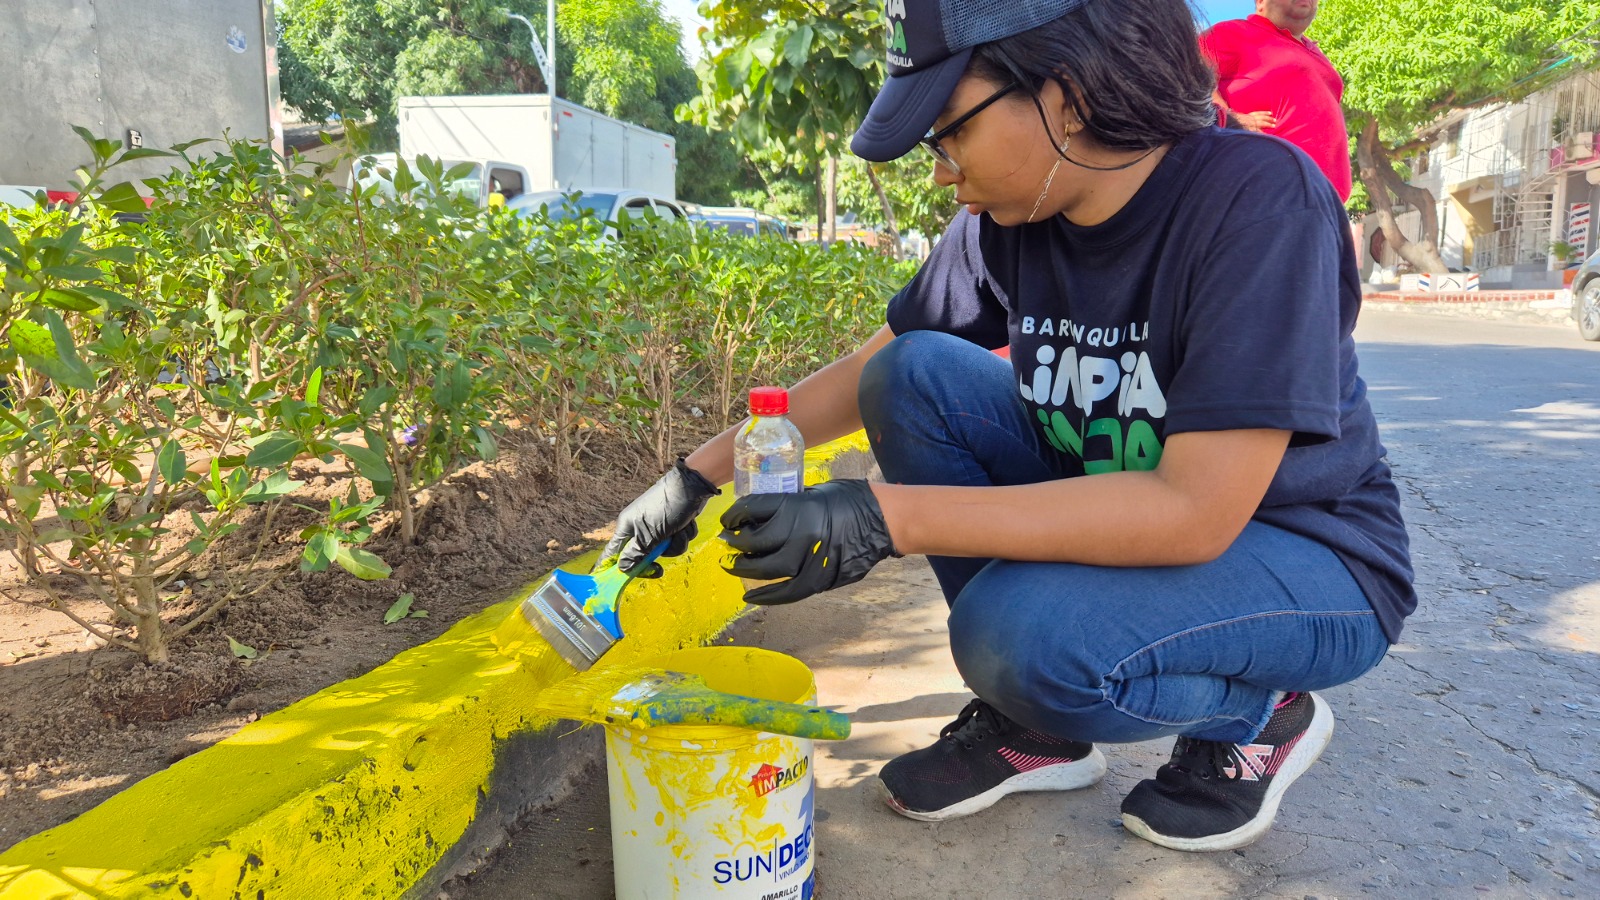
[887,0,910,63]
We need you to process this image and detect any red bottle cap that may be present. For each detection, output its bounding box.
[749,386,789,416]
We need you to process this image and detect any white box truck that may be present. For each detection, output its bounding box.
[396,95,677,201]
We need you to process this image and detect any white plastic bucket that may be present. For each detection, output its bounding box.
[606,647,818,899]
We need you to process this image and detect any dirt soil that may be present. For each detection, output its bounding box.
[0,424,716,851]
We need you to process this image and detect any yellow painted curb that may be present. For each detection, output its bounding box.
[0,435,872,899]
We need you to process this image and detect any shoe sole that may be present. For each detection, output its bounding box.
[879,747,1108,822]
[1121,693,1335,852]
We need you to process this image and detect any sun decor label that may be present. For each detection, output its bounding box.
[710,824,815,888]
[708,760,816,889]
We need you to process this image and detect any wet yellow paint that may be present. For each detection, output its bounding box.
[0,434,867,899]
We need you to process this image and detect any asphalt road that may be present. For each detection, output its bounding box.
[447,309,1600,899]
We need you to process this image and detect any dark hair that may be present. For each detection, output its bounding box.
[968,0,1217,151]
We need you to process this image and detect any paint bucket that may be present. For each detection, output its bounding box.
[605,646,818,899]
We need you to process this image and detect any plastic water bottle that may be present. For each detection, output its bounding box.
[733,387,805,497]
[733,387,804,592]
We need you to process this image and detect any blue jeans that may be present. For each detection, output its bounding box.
[858,331,1389,745]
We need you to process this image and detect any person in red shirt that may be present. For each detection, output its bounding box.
[1200,0,1352,201]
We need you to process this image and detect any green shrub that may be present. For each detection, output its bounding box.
[0,133,912,662]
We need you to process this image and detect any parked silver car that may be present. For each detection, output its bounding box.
[1569,248,1600,341]
[506,189,688,241]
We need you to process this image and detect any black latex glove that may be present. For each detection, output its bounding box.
[600,458,721,576]
[719,479,900,604]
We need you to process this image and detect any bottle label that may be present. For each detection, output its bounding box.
[748,471,800,494]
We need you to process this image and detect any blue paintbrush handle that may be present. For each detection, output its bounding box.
[589,540,670,640]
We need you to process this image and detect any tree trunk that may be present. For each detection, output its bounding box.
[129,548,169,663]
[815,169,824,244]
[825,156,838,244]
[1357,117,1449,273]
[395,453,415,545]
[864,164,902,259]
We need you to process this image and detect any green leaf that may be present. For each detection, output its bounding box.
[336,442,391,483]
[40,289,100,312]
[90,246,141,266]
[227,636,258,660]
[112,458,143,485]
[383,592,417,624]
[96,182,149,214]
[157,440,187,486]
[336,545,392,581]
[305,366,323,407]
[472,425,497,461]
[9,484,44,518]
[783,25,815,68]
[116,147,176,164]
[9,315,96,391]
[302,530,339,571]
[357,385,396,419]
[245,432,303,469]
[242,470,303,504]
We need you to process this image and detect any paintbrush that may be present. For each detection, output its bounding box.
[492,541,669,671]
[534,666,852,741]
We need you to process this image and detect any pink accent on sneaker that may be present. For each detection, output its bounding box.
[1223,732,1305,782]
[996,747,1078,773]
[1274,691,1300,710]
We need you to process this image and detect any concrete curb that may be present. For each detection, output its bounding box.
[1365,297,1575,329]
[0,435,872,899]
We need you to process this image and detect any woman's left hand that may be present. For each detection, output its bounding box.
[719,480,900,604]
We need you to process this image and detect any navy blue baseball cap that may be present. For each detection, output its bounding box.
[851,0,1092,162]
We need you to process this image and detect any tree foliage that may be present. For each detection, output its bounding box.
[275,0,746,202]
[685,1,884,165]
[689,1,958,242]
[1319,0,1600,135]
[1314,0,1600,271]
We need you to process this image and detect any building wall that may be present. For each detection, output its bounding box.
[0,1,279,188]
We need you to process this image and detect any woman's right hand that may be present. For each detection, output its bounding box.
[1234,110,1279,132]
[599,458,721,575]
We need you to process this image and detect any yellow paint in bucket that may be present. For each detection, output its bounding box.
[605,647,820,899]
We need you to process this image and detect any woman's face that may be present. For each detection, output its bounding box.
[926,75,1081,226]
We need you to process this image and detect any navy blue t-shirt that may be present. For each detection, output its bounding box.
[887,126,1415,641]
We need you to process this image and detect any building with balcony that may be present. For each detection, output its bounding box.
[1367,67,1600,288]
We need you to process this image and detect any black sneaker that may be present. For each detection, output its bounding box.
[1120,692,1334,851]
[878,698,1107,822]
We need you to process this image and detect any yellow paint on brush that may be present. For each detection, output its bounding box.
[0,433,869,899]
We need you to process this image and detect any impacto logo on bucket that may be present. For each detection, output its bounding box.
[605,647,825,899]
[750,758,808,797]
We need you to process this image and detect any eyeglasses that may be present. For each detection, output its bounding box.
[918,82,1019,175]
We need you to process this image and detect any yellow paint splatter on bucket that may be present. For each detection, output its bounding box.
[605,647,819,899]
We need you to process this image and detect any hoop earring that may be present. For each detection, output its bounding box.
[1027,157,1064,224]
